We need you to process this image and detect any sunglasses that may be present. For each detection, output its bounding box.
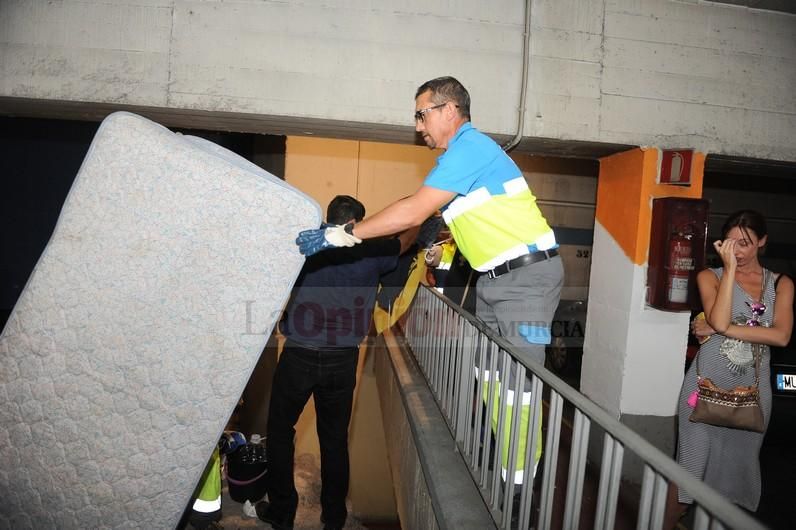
[414,102,449,123]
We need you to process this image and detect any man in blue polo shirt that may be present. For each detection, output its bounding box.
[297,76,563,365]
[296,76,564,486]
[257,195,418,530]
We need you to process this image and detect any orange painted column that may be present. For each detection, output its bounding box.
[595,148,704,267]
[581,148,705,425]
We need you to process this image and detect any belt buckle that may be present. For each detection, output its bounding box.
[488,263,506,279]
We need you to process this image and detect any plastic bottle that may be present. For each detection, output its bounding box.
[244,434,267,465]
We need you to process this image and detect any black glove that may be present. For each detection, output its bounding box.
[416,216,445,248]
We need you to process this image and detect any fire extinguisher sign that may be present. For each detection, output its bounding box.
[659,149,694,185]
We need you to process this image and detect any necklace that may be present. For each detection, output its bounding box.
[718,269,768,373]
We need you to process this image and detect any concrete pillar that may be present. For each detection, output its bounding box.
[580,147,705,459]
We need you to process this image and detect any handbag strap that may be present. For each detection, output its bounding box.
[695,268,770,384]
[752,343,760,387]
[751,268,771,387]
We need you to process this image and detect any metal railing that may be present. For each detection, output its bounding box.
[403,285,766,530]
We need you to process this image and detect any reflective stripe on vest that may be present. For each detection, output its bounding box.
[442,177,555,271]
[193,447,222,513]
[437,241,457,270]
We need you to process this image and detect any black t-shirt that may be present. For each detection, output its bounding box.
[280,238,400,348]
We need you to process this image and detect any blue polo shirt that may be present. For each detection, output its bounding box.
[424,122,557,271]
[280,238,400,348]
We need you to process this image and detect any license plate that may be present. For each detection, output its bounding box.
[776,373,796,391]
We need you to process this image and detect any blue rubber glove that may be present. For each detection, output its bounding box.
[296,224,362,256]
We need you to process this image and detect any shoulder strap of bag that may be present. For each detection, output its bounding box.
[752,268,772,388]
[759,268,770,304]
[695,344,702,378]
[752,343,760,387]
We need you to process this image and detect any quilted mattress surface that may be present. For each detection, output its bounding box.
[0,112,320,529]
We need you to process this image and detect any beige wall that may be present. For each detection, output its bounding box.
[356,142,438,214]
[283,137,360,218]
[285,136,436,218]
[514,154,598,301]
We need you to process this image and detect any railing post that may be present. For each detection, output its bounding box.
[441,306,454,419]
[489,349,512,509]
[480,340,500,489]
[500,360,526,528]
[538,390,564,530]
[471,334,487,474]
[602,437,625,530]
[650,473,667,530]
[454,320,474,446]
[562,409,591,530]
[516,374,543,530]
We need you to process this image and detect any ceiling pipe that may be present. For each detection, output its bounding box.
[502,0,534,153]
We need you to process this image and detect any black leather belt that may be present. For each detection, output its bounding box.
[486,248,558,279]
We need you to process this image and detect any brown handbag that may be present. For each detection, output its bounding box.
[688,346,764,432]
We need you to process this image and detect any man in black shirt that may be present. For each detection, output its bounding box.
[256,195,418,530]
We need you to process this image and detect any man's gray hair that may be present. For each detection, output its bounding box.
[415,76,471,121]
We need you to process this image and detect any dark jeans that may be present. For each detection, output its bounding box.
[266,341,359,527]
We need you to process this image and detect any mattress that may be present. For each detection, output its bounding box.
[0,112,320,529]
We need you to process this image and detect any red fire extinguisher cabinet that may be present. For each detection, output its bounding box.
[647,197,709,311]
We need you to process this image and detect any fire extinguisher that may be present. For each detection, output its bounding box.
[666,229,694,304]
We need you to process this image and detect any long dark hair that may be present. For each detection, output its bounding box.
[721,209,768,244]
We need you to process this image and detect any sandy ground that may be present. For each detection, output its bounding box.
[216,453,368,530]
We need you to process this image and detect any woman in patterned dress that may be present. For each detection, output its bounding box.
[667,210,794,526]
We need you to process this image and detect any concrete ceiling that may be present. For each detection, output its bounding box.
[1,96,794,184]
[0,96,635,160]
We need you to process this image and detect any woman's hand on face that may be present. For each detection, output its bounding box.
[714,238,737,269]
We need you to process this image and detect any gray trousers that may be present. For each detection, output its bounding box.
[474,255,563,480]
[476,255,564,367]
